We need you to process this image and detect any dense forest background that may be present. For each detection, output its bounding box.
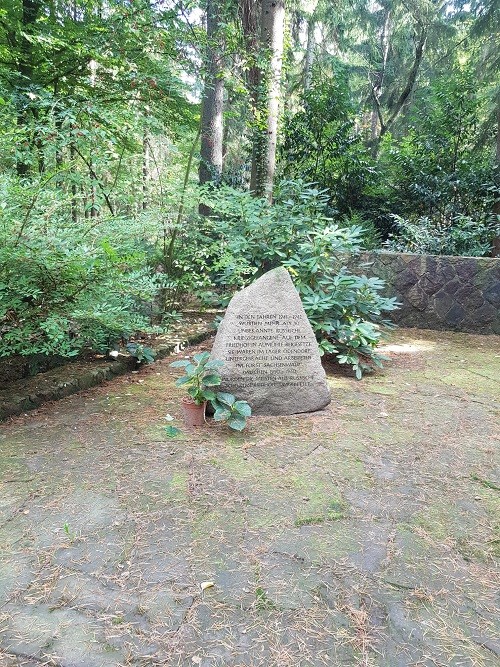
[0,0,498,372]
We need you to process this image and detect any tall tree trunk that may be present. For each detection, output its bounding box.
[370,108,378,141]
[240,0,260,110]
[89,157,97,218]
[55,115,64,171]
[370,6,391,142]
[249,0,286,201]
[492,104,500,257]
[199,0,224,213]
[142,132,149,211]
[303,16,316,92]
[16,0,42,176]
[70,142,78,223]
[222,91,234,169]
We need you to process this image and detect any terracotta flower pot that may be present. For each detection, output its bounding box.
[181,397,206,427]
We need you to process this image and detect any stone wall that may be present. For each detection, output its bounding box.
[348,251,500,334]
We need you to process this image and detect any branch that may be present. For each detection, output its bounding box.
[379,25,428,141]
[43,59,91,87]
[72,146,115,216]
[371,88,386,134]
[422,35,468,72]
[14,169,71,247]
[0,19,17,48]
[110,146,126,192]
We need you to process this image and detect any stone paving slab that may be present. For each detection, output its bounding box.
[0,328,499,667]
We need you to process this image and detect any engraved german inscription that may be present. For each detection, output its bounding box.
[222,313,315,391]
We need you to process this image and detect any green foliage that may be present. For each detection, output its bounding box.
[0,0,495,379]
[164,424,181,438]
[163,413,181,437]
[199,180,362,284]
[199,182,398,377]
[285,247,399,378]
[0,177,160,358]
[368,62,498,250]
[254,586,277,610]
[170,353,251,429]
[170,352,223,405]
[63,521,76,542]
[279,63,376,216]
[126,343,156,364]
[211,391,252,431]
[276,19,498,258]
[386,213,499,257]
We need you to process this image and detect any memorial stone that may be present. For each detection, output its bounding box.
[211,267,331,415]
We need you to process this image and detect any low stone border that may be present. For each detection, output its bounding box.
[0,327,213,422]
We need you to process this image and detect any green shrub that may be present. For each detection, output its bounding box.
[199,181,398,377]
[0,177,160,358]
[385,213,499,257]
[285,235,399,378]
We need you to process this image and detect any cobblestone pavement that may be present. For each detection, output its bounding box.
[1,329,499,667]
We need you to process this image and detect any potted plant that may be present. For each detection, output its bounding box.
[170,352,223,427]
[170,353,252,430]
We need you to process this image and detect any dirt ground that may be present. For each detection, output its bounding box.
[0,328,499,667]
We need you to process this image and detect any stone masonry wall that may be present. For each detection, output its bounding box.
[348,251,500,334]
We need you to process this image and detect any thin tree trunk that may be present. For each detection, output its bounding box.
[55,123,63,169]
[70,142,78,223]
[15,0,42,176]
[303,17,316,92]
[142,132,149,211]
[89,157,97,218]
[370,108,378,141]
[492,104,500,256]
[379,7,391,92]
[34,106,45,174]
[83,184,89,219]
[370,7,391,142]
[157,125,201,320]
[249,0,286,201]
[53,82,65,198]
[199,0,224,208]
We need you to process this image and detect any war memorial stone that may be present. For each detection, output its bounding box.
[211,267,331,415]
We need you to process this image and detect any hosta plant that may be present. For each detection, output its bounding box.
[211,392,252,431]
[126,342,156,364]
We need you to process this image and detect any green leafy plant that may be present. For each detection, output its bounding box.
[279,66,375,217]
[163,414,181,437]
[63,521,76,542]
[170,352,223,405]
[0,177,164,360]
[199,180,362,286]
[170,353,251,429]
[126,342,156,364]
[369,62,498,248]
[211,391,252,431]
[165,424,181,437]
[254,586,277,610]
[292,268,399,378]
